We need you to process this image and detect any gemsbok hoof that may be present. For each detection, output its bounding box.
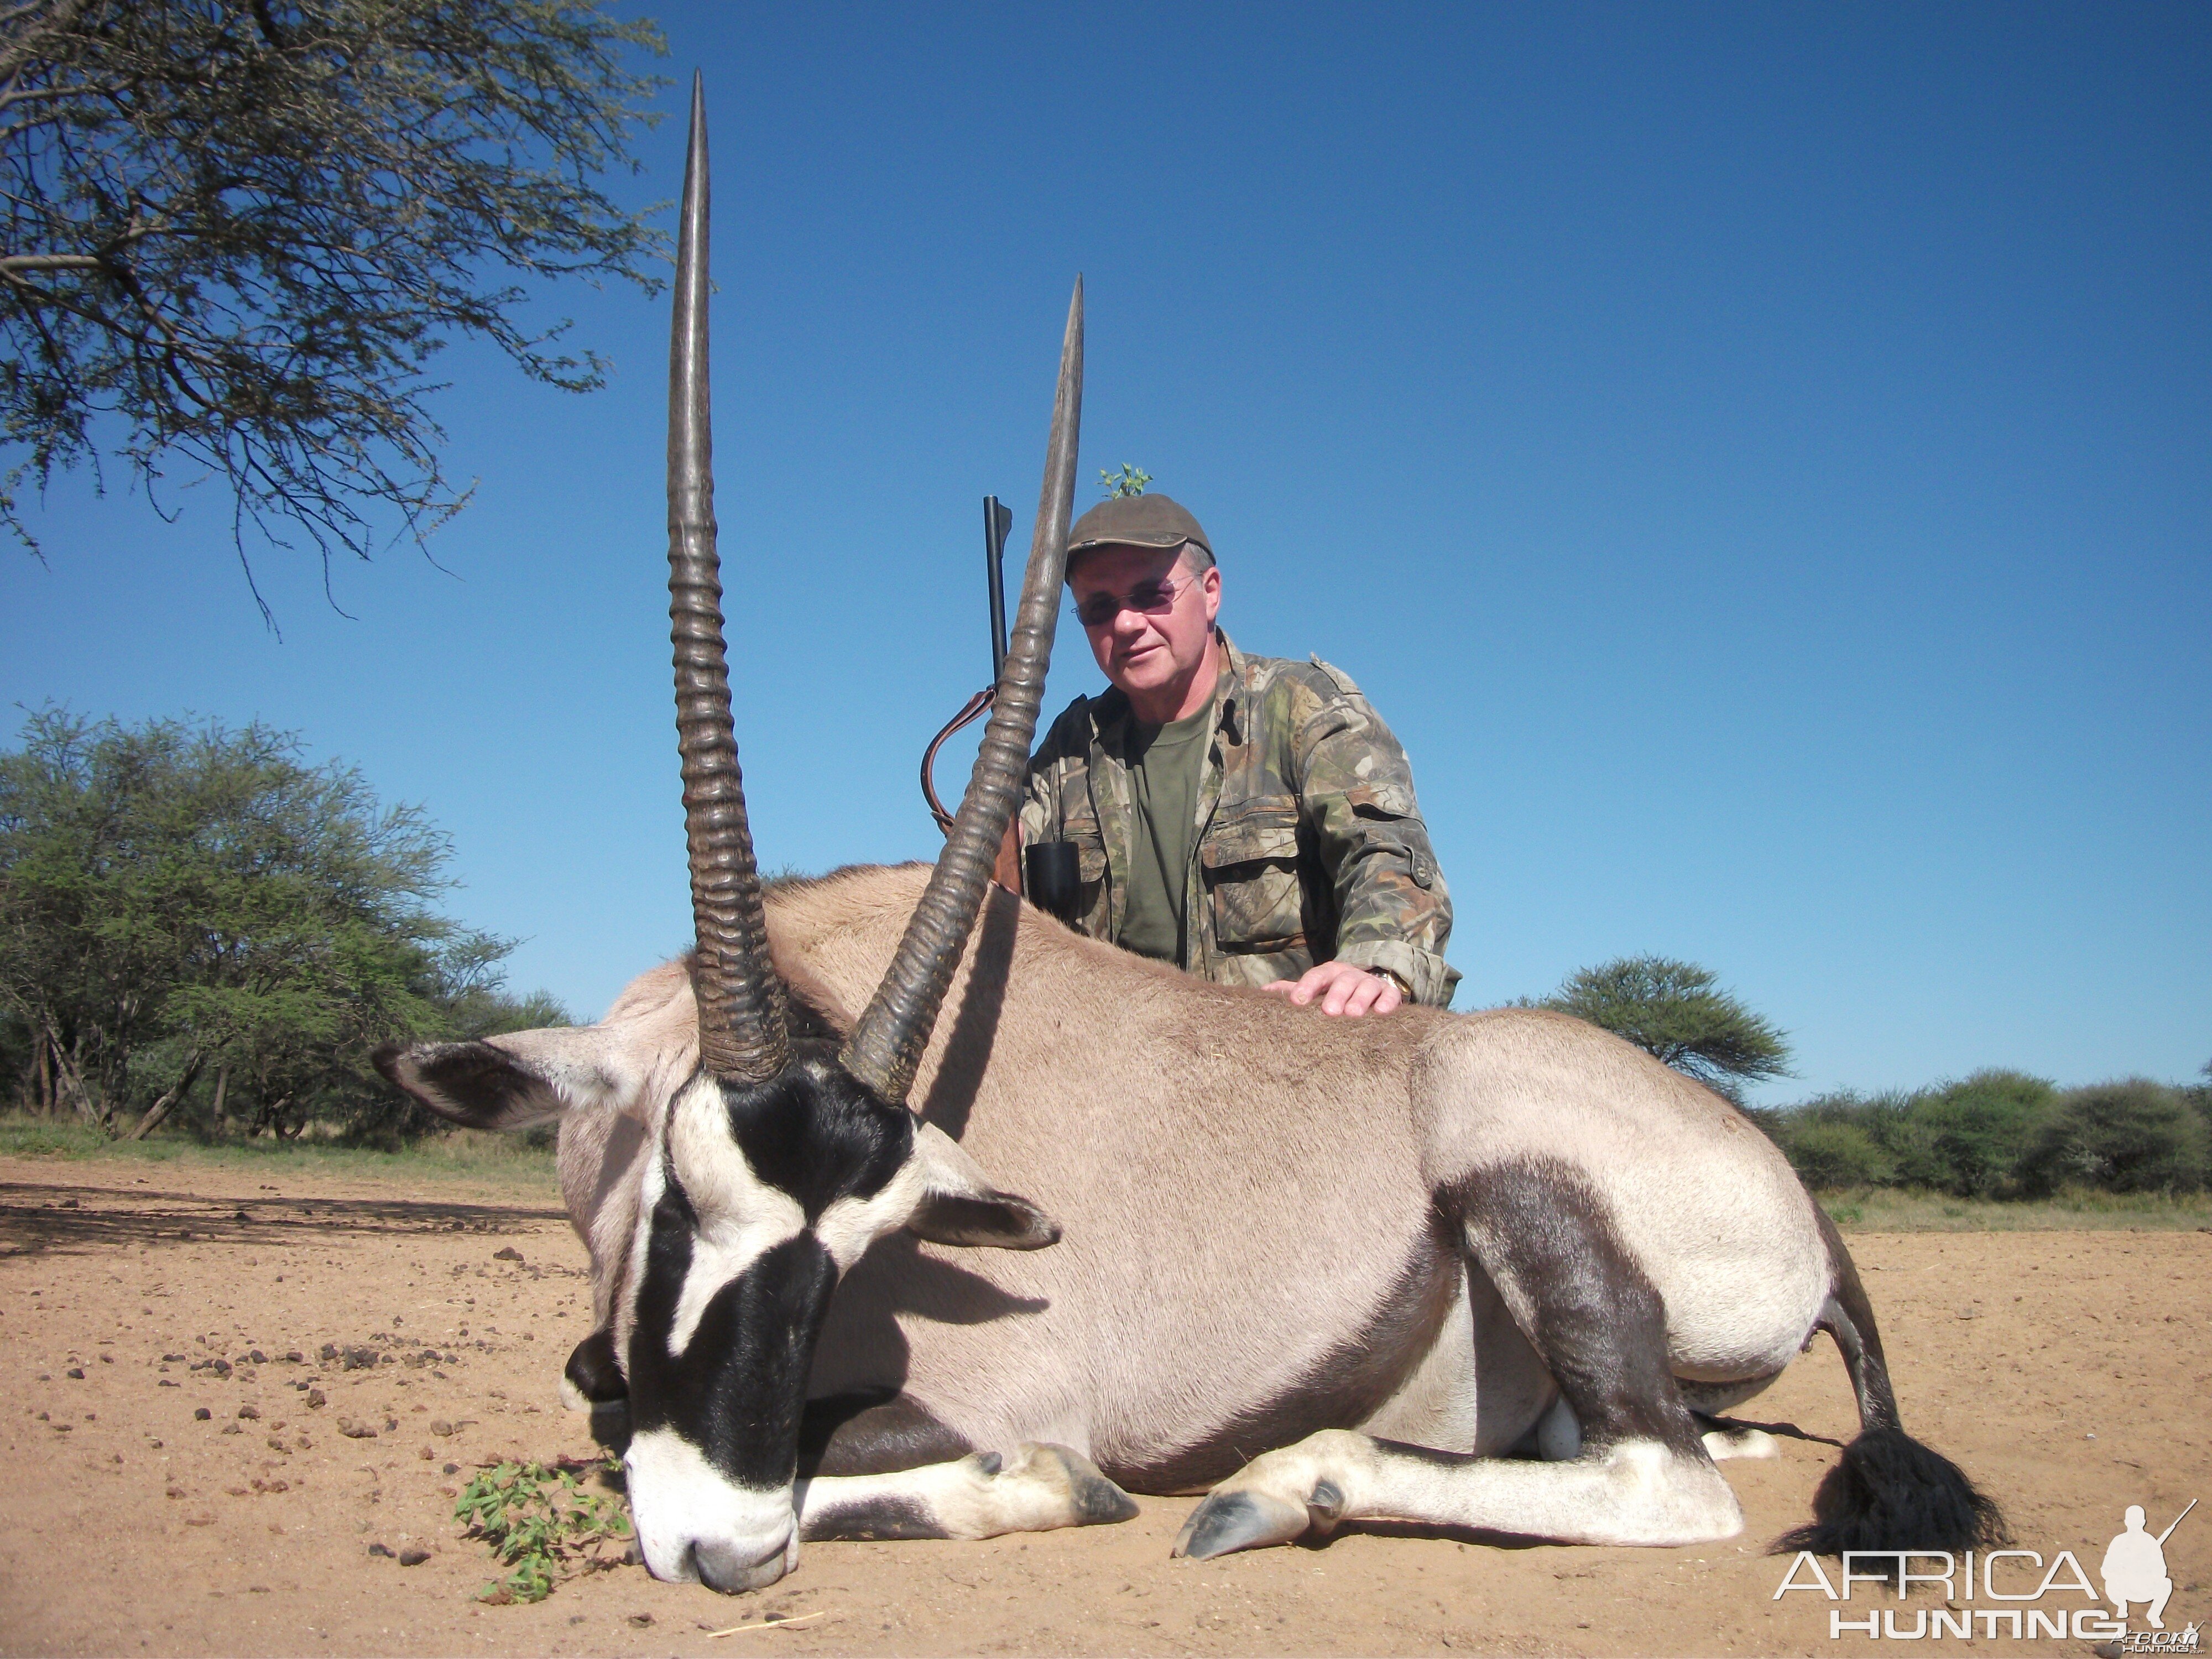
[1173,1488,1313,1559]
[1028,1443,1142,1528]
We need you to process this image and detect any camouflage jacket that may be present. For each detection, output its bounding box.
[1019,632,1459,1005]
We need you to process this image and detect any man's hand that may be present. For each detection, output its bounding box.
[1259,960,1406,1016]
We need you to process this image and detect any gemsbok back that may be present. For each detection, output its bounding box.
[376,80,2003,1594]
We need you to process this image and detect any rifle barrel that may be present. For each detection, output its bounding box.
[984,495,1013,684]
[2157,1498,2196,1545]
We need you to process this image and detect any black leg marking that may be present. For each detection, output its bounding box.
[800,1494,951,1543]
[1447,1156,1705,1459]
[798,1391,973,1479]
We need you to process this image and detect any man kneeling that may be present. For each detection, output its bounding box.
[1021,491,1457,1015]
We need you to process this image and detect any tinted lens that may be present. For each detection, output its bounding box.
[1076,578,1182,628]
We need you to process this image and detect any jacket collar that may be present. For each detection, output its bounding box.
[1086,629,1246,754]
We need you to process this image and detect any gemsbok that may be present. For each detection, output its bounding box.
[377,80,2002,1594]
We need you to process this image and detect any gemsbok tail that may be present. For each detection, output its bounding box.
[1775,1208,2007,1555]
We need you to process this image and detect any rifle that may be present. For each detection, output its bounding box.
[920,495,1015,837]
[919,496,1083,917]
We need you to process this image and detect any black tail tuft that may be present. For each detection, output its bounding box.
[1775,1426,2008,1556]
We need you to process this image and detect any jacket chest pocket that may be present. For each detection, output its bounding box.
[1057,811,1110,927]
[1200,800,1306,954]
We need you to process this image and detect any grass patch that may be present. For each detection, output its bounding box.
[1819,1186,2212,1232]
[0,1113,557,1187]
[456,1458,633,1603]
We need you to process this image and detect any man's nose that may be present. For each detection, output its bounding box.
[1107,603,1153,640]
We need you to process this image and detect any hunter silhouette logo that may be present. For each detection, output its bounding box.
[2103,1501,2194,1633]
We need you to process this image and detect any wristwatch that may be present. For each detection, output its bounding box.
[1371,967,1413,998]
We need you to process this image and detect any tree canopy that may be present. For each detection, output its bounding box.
[1542,953,1793,1102]
[0,706,560,1140]
[1,0,667,610]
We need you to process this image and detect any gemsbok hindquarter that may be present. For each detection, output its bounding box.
[376,81,2002,1595]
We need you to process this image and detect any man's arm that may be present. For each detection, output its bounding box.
[1286,665,1459,1008]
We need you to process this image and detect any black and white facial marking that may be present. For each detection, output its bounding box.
[622,1041,918,1591]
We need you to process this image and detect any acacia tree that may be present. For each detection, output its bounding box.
[1542,954,1793,1102]
[1,0,666,611]
[0,706,552,1138]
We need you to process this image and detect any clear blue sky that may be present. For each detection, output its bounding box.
[6,3,2206,1104]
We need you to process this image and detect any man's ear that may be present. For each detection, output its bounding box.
[372,1026,630,1131]
[902,1121,1061,1251]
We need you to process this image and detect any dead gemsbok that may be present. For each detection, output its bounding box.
[375,82,2002,1594]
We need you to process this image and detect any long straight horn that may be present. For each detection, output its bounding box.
[667,72,789,1085]
[841,278,1084,1104]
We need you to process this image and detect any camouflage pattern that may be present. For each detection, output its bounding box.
[1020,631,1459,1005]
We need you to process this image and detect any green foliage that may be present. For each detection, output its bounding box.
[1780,1118,1894,1190]
[1097,463,1151,499]
[2,0,669,605]
[1764,1070,2206,1198]
[2015,1079,2208,1197]
[2185,1060,2212,1131]
[0,706,565,1140]
[455,1458,632,1603]
[1888,1070,2055,1196]
[1542,955,1792,1101]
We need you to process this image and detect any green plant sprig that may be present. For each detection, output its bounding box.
[455,1458,632,1604]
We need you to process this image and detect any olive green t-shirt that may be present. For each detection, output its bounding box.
[1117,701,1215,967]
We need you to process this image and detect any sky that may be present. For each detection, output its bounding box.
[5,3,2206,1105]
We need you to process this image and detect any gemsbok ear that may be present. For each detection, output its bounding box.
[372,1028,632,1132]
[903,1121,1062,1251]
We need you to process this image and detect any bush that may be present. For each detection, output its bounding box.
[1896,1070,2056,1197]
[2015,1079,2208,1196]
[1777,1119,1895,1190]
[2,707,567,1143]
[2185,1061,2211,1133]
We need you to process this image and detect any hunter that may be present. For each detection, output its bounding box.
[1020,492,1457,1016]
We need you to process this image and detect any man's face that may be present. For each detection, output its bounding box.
[1068,544,1222,708]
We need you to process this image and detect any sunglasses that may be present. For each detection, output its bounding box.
[1072,572,1197,629]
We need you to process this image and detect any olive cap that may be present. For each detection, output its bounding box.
[1066,493,1211,566]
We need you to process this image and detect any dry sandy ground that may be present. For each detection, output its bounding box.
[2,1154,2205,1659]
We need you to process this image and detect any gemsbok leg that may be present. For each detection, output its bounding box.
[797,1444,1138,1542]
[1175,1156,1743,1557]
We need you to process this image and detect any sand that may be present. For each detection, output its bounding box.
[3,1155,2204,1657]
